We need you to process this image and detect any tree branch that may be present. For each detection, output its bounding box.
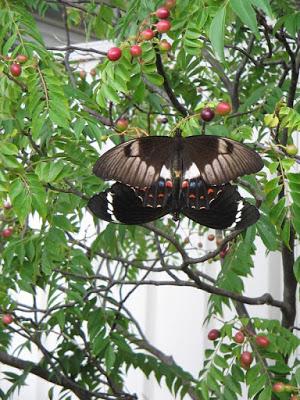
[155,49,188,116]
[201,47,233,95]
[0,351,115,400]
[231,35,255,112]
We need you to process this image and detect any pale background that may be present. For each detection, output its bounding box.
[1,10,299,400]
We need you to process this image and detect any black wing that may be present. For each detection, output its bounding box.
[182,184,260,230]
[93,136,174,188]
[182,135,263,185]
[87,182,171,225]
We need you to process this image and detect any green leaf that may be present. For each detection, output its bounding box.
[269,197,286,225]
[35,161,64,183]
[293,256,300,283]
[9,178,31,225]
[104,345,116,371]
[144,73,164,86]
[55,310,65,330]
[250,0,273,18]
[230,0,260,38]
[214,355,228,369]
[0,142,18,155]
[101,84,120,104]
[52,215,76,232]
[248,374,266,398]
[92,334,109,357]
[27,174,47,220]
[209,6,227,61]
[258,386,272,400]
[280,218,291,248]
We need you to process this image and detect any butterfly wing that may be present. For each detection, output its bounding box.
[88,182,172,224]
[93,137,174,188]
[182,135,263,185]
[182,184,260,230]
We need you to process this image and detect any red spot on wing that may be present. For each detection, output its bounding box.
[165,180,173,188]
[207,188,214,194]
[182,180,189,189]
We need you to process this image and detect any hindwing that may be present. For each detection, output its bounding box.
[182,184,260,230]
[87,182,172,225]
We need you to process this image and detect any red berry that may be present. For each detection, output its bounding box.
[272,382,285,393]
[201,107,215,122]
[156,7,170,19]
[216,238,223,246]
[116,118,129,132]
[2,314,13,325]
[255,335,270,348]
[164,0,176,9]
[159,39,172,52]
[107,47,122,61]
[220,245,229,259]
[1,227,13,238]
[156,20,171,33]
[290,395,299,400]
[3,201,12,210]
[90,68,96,77]
[215,101,232,116]
[240,351,253,367]
[140,29,155,40]
[208,329,220,341]
[10,63,22,77]
[16,54,28,63]
[234,331,245,344]
[79,70,86,80]
[207,233,215,241]
[157,116,168,124]
[130,45,142,57]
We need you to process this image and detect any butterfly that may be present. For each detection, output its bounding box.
[88,132,263,229]
[88,181,259,230]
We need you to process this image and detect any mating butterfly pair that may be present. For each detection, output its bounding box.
[88,132,263,230]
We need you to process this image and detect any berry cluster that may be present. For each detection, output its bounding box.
[207,328,270,370]
[107,1,175,62]
[7,54,28,77]
[200,101,232,122]
[206,327,300,396]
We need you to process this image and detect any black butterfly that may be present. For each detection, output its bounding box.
[88,132,263,229]
[88,181,259,230]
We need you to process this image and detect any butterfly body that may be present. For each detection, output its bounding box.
[89,133,263,230]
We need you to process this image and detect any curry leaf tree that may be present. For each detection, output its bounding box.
[0,0,300,399]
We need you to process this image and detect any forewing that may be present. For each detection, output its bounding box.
[182,184,260,230]
[183,135,263,185]
[88,182,172,225]
[93,136,174,187]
